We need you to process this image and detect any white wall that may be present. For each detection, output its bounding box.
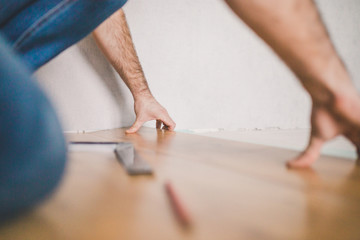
[35,0,360,132]
[36,37,135,132]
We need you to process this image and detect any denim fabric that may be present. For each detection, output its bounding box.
[0,0,127,70]
[0,34,67,221]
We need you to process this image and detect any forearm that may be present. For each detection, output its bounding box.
[93,9,176,132]
[93,9,152,100]
[224,0,353,103]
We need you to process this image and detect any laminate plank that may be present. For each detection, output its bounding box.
[0,128,359,240]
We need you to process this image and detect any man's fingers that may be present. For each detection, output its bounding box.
[126,119,145,134]
[158,115,176,131]
[156,120,162,129]
[287,136,324,168]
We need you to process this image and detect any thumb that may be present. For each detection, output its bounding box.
[126,118,145,134]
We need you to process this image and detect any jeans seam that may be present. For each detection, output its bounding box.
[13,0,77,50]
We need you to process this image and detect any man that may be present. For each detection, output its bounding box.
[1,0,359,222]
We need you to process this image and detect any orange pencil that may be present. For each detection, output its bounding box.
[165,181,192,227]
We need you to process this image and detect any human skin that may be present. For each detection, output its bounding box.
[224,0,360,167]
[93,9,176,133]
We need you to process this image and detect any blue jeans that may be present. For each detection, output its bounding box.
[1,0,128,71]
[0,0,127,221]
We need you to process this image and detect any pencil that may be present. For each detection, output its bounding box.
[165,181,192,227]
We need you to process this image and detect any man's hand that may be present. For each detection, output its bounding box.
[93,9,175,134]
[126,95,176,134]
[287,91,360,168]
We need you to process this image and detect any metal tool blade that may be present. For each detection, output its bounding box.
[114,142,153,175]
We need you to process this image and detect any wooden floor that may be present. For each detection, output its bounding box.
[1,128,360,240]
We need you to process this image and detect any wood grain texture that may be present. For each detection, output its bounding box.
[1,127,359,240]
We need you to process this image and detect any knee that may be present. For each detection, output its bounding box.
[0,82,67,222]
[0,98,67,221]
